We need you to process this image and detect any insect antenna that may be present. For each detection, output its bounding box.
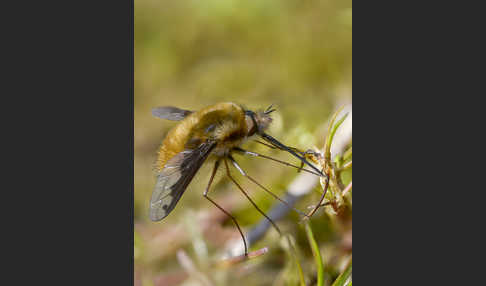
[264,104,276,114]
[203,160,248,256]
[224,159,282,236]
[227,155,308,218]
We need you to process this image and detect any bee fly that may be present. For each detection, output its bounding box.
[149,102,324,256]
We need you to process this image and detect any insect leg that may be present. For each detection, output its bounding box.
[250,143,308,173]
[307,201,332,211]
[223,159,282,236]
[253,140,278,149]
[203,160,248,256]
[227,155,308,217]
[260,133,325,177]
[306,176,330,218]
[254,140,306,155]
[233,147,322,176]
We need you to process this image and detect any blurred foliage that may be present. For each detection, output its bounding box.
[135,0,351,285]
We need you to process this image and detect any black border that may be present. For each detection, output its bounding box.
[3,1,134,284]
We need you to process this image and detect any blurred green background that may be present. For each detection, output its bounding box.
[135,0,351,285]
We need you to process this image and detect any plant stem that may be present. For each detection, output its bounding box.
[305,221,324,286]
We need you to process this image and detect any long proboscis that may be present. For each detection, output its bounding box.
[260,133,326,178]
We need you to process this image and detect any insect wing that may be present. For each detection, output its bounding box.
[149,141,216,221]
[152,106,193,121]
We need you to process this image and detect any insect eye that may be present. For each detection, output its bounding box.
[245,110,256,117]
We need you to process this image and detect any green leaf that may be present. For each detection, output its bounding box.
[283,235,306,286]
[325,111,349,160]
[305,221,324,286]
[331,258,352,286]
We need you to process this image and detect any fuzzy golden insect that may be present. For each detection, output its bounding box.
[149,102,323,255]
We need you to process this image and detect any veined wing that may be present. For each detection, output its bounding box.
[152,106,193,121]
[149,141,216,221]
